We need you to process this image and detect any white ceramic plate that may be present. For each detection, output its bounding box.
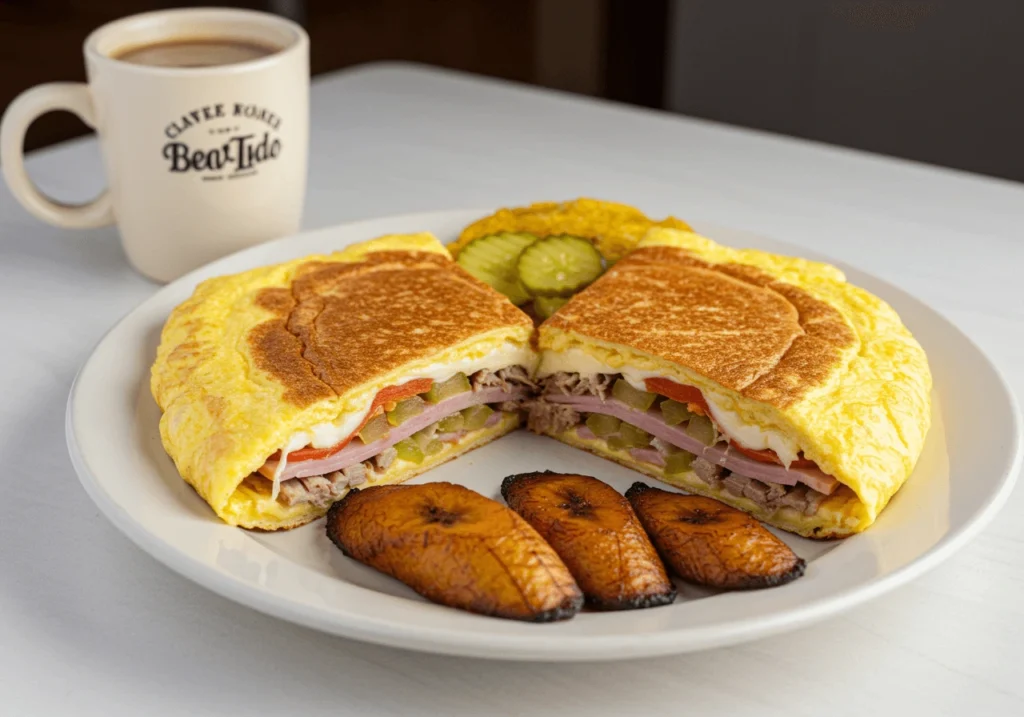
[67,209,1022,661]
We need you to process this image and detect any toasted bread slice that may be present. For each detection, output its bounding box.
[326,482,583,621]
[502,472,676,610]
[625,483,805,589]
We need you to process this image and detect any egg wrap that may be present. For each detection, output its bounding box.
[538,229,933,537]
[151,233,533,530]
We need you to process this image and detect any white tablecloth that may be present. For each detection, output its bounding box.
[2,64,1022,716]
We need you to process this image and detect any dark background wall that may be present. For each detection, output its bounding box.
[666,0,1024,182]
[2,0,1021,182]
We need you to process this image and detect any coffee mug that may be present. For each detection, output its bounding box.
[0,8,309,282]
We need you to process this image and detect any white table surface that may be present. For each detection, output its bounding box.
[2,63,1022,716]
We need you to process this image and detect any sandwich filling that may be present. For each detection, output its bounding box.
[254,366,535,508]
[528,368,841,517]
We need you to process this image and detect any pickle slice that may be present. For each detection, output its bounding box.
[664,450,696,475]
[516,235,604,297]
[620,423,652,447]
[411,424,439,451]
[424,373,471,403]
[533,295,569,320]
[394,438,424,464]
[437,412,465,433]
[660,399,693,426]
[357,412,390,444]
[685,415,717,446]
[611,379,657,411]
[585,413,621,438]
[607,435,631,452]
[456,232,537,305]
[461,404,495,430]
[386,396,425,426]
[422,439,444,456]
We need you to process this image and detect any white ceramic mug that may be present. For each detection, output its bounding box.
[0,8,309,282]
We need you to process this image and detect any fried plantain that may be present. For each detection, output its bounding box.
[501,472,676,610]
[625,482,805,589]
[326,482,583,621]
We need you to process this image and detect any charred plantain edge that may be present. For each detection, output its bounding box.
[586,588,677,611]
[499,470,563,500]
[624,481,654,500]
[731,557,807,590]
[527,594,586,623]
[324,487,364,557]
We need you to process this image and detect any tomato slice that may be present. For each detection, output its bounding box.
[643,377,711,415]
[644,377,819,470]
[370,379,434,413]
[269,378,435,463]
[729,441,818,469]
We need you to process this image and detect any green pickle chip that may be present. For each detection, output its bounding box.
[357,412,390,444]
[437,413,465,433]
[411,426,438,451]
[607,435,631,452]
[685,415,717,446]
[664,450,696,475]
[394,438,424,464]
[533,295,569,320]
[612,379,657,411]
[456,233,537,304]
[516,235,604,297]
[620,423,652,447]
[660,399,693,426]
[386,395,425,426]
[424,373,471,403]
[461,404,495,431]
[585,413,621,437]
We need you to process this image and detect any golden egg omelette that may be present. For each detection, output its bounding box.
[151,233,537,531]
[527,228,933,538]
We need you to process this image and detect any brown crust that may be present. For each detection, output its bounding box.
[325,482,584,621]
[501,471,676,610]
[545,245,855,408]
[249,250,531,409]
[626,483,806,589]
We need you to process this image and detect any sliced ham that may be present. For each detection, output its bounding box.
[544,394,840,495]
[266,387,524,481]
[630,447,666,467]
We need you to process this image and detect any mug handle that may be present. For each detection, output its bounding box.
[0,83,114,228]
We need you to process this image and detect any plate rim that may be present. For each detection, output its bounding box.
[66,208,1024,661]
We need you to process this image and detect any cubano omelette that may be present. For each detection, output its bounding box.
[524,228,932,538]
[152,199,932,538]
[151,233,537,530]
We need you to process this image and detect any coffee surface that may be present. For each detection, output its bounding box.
[113,38,278,68]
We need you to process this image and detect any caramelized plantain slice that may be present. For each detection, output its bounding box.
[625,483,805,589]
[326,482,583,621]
[501,472,676,610]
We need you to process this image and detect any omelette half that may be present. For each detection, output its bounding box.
[528,229,932,538]
[151,234,537,530]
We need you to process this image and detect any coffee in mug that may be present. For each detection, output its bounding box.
[113,38,280,68]
[0,9,309,282]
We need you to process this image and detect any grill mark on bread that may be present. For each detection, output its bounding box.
[248,320,336,406]
[247,251,531,408]
[254,287,295,316]
[546,245,856,408]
